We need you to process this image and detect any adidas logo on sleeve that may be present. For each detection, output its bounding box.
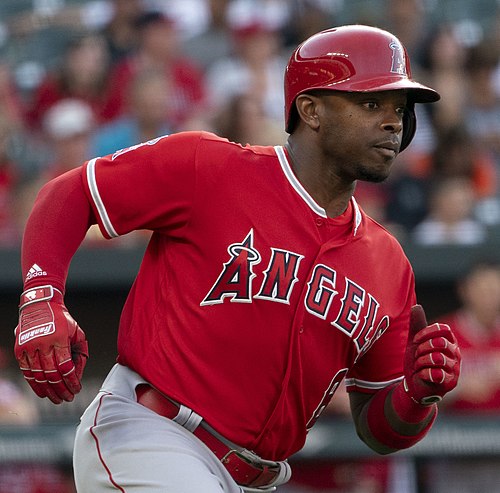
[25,264,47,281]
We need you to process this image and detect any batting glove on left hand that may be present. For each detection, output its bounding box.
[403,304,461,406]
[14,285,89,404]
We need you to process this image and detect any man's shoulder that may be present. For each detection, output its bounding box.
[359,211,410,262]
[173,131,278,165]
[195,131,277,155]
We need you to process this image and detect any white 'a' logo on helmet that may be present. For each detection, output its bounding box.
[389,40,407,76]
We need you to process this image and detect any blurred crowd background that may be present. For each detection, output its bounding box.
[0,0,500,248]
[1,0,500,492]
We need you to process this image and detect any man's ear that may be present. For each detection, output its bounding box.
[295,93,321,130]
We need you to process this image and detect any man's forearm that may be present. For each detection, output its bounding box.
[350,383,437,454]
[22,167,95,292]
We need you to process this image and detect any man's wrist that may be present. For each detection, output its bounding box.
[392,381,437,424]
[358,383,438,453]
[19,285,63,310]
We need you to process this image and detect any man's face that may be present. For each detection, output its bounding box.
[312,90,408,183]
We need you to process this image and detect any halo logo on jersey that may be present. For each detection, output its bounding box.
[201,229,390,357]
[201,230,261,305]
[201,229,304,306]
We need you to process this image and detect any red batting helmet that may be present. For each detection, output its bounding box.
[284,25,440,151]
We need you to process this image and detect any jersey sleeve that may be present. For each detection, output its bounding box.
[81,132,200,238]
[345,266,416,394]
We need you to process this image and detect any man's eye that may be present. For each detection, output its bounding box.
[364,102,378,109]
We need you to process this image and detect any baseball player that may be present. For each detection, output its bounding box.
[14,25,461,493]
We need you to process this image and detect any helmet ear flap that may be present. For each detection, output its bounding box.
[401,104,416,152]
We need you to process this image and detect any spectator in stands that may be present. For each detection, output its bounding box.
[100,0,145,65]
[92,68,173,157]
[463,38,500,167]
[40,98,95,181]
[419,23,468,133]
[281,0,337,48]
[212,91,286,146]
[0,61,26,129]
[0,114,22,247]
[422,261,500,493]
[0,60,48,181]
[419,125,497,199]
[18,99,95,232]
[205,9,287,125]
[183,0,233,71]
[101,10,207,130]
[24,32,111,129]
[384,168,430,237]
[437,260,500,413]
[382,0,430,69]
[386,125,497,236]
[411,176,488,245]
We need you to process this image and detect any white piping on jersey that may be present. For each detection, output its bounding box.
[345,375,404,390]
[86,158,119,238]
[86,148,362,239]
[352,197,361,236]
[274,146,362,236]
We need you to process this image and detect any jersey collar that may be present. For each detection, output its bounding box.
[274,145,362,236]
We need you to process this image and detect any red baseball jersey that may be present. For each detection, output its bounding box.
[81,131,415,460]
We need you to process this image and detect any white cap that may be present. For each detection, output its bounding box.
[43,99,94,139]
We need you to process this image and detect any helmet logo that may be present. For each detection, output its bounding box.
[389,40,407,76]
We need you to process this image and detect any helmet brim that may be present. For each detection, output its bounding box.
[339,76,440,103]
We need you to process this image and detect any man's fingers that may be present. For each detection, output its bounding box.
[415,336,459,360]
[71,335,89,381]
[17,345,84,403]
[409,304,428,337]
[39,348,76,402]
[405,306,461,404]
[18,355,48,400]
[414,351,459,372]
[25,350,64,404]
[55,346,82,396]
[15,292,88,404]
[413,322,456,345]
[416,367,458,388]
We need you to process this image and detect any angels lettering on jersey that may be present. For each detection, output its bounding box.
[201,229,390,358]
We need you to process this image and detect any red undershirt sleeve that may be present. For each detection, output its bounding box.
[22,167,96,294]
[352,382,437,454]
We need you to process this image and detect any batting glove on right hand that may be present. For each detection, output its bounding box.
[14,285,89,404]
[403,304,461,406]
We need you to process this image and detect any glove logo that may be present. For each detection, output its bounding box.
[18,322,55,345]
[26,291,37,301]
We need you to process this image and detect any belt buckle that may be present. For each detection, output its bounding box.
[221,449,283,489]
[226,449,279,472]
[221,448,257,470]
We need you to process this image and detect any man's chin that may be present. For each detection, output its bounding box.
[357,171,390,183]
